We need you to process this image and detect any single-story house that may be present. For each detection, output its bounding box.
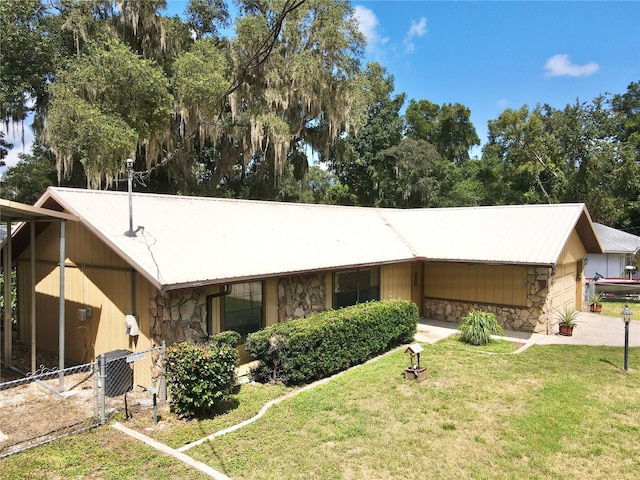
[585,223,640,280]
[2,187,602,386]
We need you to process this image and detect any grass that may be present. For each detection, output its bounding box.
[126,381,290,449]
[3,341,639,479]
[599,300,639,319]
[189,342,640,480]
[0,428,205,479]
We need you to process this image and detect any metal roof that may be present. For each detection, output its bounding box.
[0,198,77,223]
[379,203,601,266]
[593,223,640,254]
[1,198,78,267]
[32,188,601,290]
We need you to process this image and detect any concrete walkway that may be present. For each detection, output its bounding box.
[416,311,640,347]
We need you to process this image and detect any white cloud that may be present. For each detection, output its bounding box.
[544,54,599,78]
[497,99,509,108]
[353,5,388,53]
[408,18,428,38]
[404,17,427,54]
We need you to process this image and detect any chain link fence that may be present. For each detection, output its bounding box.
[98,344,166,424]
[0,343,166,458]
[0,362,98,458]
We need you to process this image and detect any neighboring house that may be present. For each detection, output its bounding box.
[2,188,601,386]
[585,223,640,280]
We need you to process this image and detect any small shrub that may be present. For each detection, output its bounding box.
[209,330,241,348]
[165,341,238,418]
[458,310,504,346]
[245,299,418,386]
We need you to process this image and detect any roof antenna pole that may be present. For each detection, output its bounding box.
[125,158,136,237]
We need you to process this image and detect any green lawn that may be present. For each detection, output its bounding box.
[598,300,640,319]
[3,340,639,479]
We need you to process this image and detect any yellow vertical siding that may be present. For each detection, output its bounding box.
[16,221,153,367]
[264,279,278,327]
[324,273,332,310]
[558,230,587,265]
[380,263,412,301]
[424,262,527,306]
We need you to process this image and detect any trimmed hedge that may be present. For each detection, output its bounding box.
[245,299,418,386]
[165,338,238,418]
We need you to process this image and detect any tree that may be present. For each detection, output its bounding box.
[185,0,230,39]
[405,99,480,164]
[224,0,365,191]
[373,138,441,208]
[327,63,405,206]
[0,143,55,204]
[0,131,13,166]
[482,105,564,204]
[0,0,54,126]
[46,38,173,188]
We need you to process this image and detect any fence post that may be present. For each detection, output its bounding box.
[99,354,107,423]
[160,340,167,402]
[93,360,99,421]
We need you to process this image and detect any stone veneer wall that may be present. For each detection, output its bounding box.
[424,267,553,333]
[278,274,326,322]
[150,289,208,345]
[149,274,328,345]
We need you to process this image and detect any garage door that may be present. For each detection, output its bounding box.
[551,262,577,312]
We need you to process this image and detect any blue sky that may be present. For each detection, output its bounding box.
[353,0,639,156]
[2,0,639,170]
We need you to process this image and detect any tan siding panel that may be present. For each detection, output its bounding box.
[559,230,587,265]
[425,262,527,306]
[264,279,278,327]
[380,263,412,301]
[16,220,136,361]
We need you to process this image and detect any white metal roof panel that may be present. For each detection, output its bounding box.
[38,188,600,290]
[378,203,592,266]
[43,188,416,289]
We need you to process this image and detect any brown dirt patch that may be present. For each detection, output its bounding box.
[0,341,98,457]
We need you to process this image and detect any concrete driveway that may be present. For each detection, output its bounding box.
[416,311,640,347]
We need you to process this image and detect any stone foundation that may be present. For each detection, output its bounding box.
[150,289,207,345]
[278,274,326,322]
[424,267,553,333]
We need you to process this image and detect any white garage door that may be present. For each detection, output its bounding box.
[551,262,577,312]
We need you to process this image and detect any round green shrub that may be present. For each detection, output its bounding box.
[165,341,238,418]
[209,330,241,348]
[458,310,504,346]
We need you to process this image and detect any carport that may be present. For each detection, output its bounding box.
[0,199,78,388]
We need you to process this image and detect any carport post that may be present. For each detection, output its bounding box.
[30,221,36,373]
[3,221,12,368]
[58,220,66,391]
